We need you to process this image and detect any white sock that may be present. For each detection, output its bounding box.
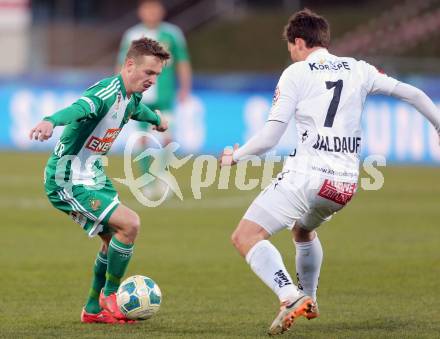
[294,235,323,301]
[246,240,301,302]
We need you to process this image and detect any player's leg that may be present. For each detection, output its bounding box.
[290,175,356,320]
[81,234,132,324]
[46,185,132,323]
[84,233,111,314]
[233,181,316,335]
[54,183,138,298]
[99,204,141,320]
[231,219,302,303]
[102,203,140,296]
[293,224,323,302]
[292,223,322,320]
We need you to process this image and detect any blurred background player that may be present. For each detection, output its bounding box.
[220,9,440,335]
[29,37,169,324]
[117,0,192,199]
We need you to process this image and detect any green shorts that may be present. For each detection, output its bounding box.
[46,178,120,238]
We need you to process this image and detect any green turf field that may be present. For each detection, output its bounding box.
[1,152,439,338]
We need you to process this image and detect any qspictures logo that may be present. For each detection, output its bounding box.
[53,132,387,208]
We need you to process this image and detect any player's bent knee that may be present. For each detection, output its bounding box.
[126,213,141,239]
[230,229,242,250]
[114,210,141,242]
[292,222,315,242]
[231,222,249,250]
[231,219,268,256]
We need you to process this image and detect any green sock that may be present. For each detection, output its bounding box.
[84,252,107,314]
[103,236,134,296]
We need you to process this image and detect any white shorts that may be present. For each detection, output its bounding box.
[243,170,357,235]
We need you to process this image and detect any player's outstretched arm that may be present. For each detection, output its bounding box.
[29,120,54,142]
[391,82,440,143]
[219,120,288,167]
[28,96,102,143]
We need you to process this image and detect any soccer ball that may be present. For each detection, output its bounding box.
[116,275,162,320]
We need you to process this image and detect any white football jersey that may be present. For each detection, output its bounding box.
[269,48,399,182]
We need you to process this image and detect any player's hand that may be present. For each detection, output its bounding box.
[29,120,54,142]
[153,110,168,132]
[219,144,239,167]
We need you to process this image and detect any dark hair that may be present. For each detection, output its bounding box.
[126,37,170,62]
[283,9,330,48]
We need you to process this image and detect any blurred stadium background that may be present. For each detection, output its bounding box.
[1,0,440,160]
[1,1,439,338]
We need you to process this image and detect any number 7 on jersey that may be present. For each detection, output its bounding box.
[324,80,343,128]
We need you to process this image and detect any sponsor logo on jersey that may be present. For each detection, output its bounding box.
[312,134,361,154]
[86,128,121,153]
[318,179,356,205]
[309,60,351,71]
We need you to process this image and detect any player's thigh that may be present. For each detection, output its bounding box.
[242,178,307,236]
[107,203,140,232]
[297,203,342,231]
[297,177,357,231]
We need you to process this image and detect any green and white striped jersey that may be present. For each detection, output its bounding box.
[117,22,190,111]
[43,74,160,191]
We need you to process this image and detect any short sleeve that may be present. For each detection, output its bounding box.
[267,67,299,123]
[361,61,399,95]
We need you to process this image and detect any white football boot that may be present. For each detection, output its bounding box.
[268,295,316,335]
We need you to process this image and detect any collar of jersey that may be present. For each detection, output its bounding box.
[306,48,329,60]
[117,73,128,98]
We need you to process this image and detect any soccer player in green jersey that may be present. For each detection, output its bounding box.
[117,0,192,198]
[29,37,170,324]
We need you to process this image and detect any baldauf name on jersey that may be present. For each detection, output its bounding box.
[309,61,350,71]
[86,128,121,153]
[313,134,361,154]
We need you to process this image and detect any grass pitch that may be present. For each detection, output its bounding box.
[0,152,439,338]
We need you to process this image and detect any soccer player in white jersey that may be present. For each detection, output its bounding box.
[220,9,440,335]
[29,38,169,324]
